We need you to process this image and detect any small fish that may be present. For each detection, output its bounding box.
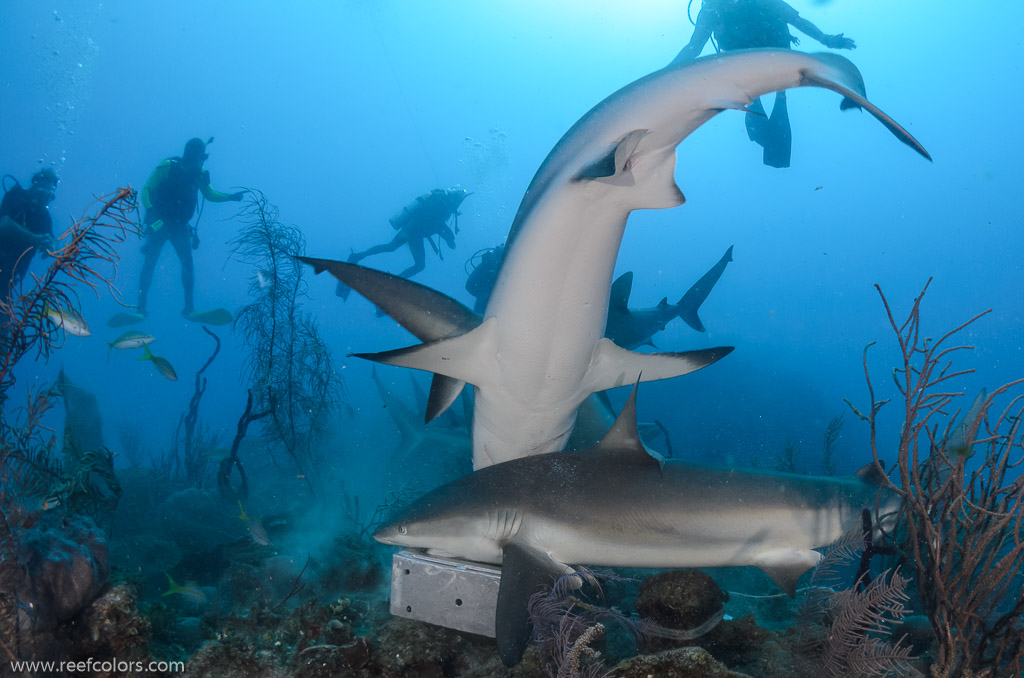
[41,494,62,511]
[44,304,90,336]
[207,448,233,459]
[162,573,208,605]
[137,345,178,381]
[814,186,823,191]
[107,330,155,361]
[238,500,270,546]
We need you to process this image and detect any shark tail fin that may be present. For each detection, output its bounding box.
[803,53,931,161]
[678,305,705,333]
[677,244,734,333]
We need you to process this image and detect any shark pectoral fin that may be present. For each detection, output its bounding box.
[425,375,466,423]
[583,338,733,393]
[496,543,569,667]
[801,53,931,161]
[297,256,483,340]
[576,129,648,181]
[754,549,823,597]
[576,131,685,210]
[610,271,634,310]
[352,318,498,386]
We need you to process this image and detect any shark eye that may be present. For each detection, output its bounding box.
[397,525,407,535]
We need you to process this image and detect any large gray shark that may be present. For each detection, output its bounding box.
[374,383,899,665]
[606,245,733,350]
[307,49,928,469]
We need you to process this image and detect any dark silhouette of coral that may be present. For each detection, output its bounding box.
[230,191,343,491]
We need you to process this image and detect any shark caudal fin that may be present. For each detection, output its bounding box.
[299,256,479,421]
[802,53,931,161]
[678,245,734,332]
[582,338,733,393]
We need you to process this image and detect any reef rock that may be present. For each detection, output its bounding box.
[65,579,151,661]
[15,514,109,639]
[636,569,726,631]
[617,646,752,678]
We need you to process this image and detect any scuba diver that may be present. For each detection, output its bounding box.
[338,187,470,299]
[673,0,856,168]
[465,243,503,314]
[132,138,244,321]
[0,168,59,301]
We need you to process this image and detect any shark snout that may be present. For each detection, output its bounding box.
[372,524,397,545]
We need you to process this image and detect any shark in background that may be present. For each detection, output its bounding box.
[371,367,473,485]
[605,245,733,350]
[307,49,929,470]
[374,383,900,665]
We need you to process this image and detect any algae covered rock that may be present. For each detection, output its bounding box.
[617,646,752,678]
[635,569,726,631]
[15,513,109,636]
[67,580,151,660]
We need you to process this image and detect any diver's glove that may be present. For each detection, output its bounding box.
[823,33,856,49]
[230,191,246,202]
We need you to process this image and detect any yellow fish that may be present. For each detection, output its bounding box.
[44,304,90,337]
[138,345,177,381]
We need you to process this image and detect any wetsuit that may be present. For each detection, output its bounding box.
[0,183,54,297]
[351,190,458,279]
[137,157,236,315]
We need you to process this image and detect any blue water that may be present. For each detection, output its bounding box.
[1,0,1021,661]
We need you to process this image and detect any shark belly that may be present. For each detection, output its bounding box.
[473,193,630,467]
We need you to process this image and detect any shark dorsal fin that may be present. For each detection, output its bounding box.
[854,461,887,486]
[610,272,633,310]
[593,381,663,467]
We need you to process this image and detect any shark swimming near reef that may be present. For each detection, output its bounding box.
[373,382,901,666]
[605,245,734,350]
[306,49,929,469]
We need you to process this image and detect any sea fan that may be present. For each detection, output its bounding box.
[819,569,914,678]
